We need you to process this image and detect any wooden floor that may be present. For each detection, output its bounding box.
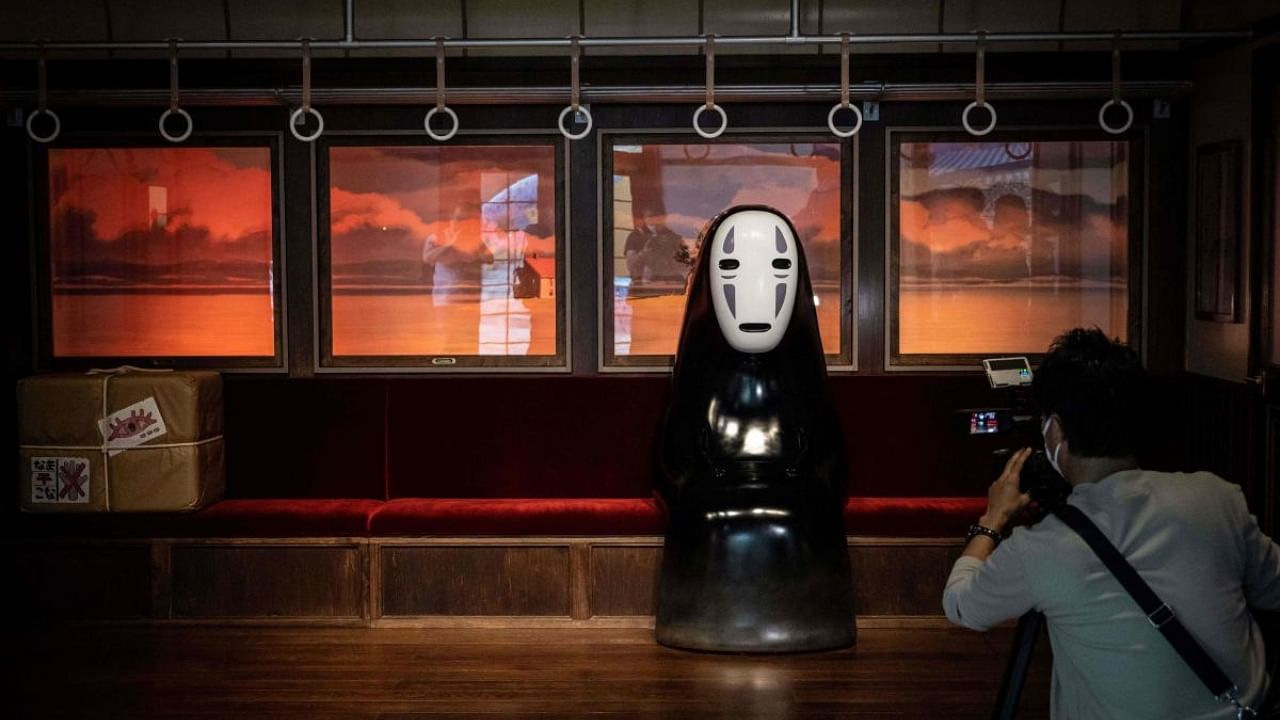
[5,626,1052,719]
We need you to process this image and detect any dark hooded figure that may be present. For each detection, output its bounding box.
[654,205,855,653]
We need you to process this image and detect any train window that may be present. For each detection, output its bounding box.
[603,138,849,368]
[889,134,1136,367]
[320,141,565,368]
[44,145,280,364]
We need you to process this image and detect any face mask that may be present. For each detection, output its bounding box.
[1041,416,1063,477]
[709,210,799,354]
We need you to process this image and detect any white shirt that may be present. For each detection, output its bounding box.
[943,470,1280,719]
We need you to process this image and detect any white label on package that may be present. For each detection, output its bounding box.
[97,396,168,456]
[31,457,91,504]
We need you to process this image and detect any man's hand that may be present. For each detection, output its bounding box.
[959,448,1034,563]
[980,447,1033,534]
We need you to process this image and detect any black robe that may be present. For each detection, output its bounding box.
[654,204,856,652]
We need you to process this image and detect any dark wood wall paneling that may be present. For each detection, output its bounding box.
[1179,373,1267,528]
[850,544,962,617]
[590,545,662,617]
[170,543,366,618]
[1266,406,1280,534]
[582,542,962,619]
[380,545,571,616]
[1248,41,1280,533]
[9,538,969,624]
[10,542,154,620]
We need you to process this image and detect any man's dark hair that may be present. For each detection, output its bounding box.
[1030,327,1143,458]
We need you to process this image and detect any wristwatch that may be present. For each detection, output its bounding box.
[966,523,1003,546]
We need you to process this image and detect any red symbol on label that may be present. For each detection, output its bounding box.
[58,461,87,500]
[107,409,157,441]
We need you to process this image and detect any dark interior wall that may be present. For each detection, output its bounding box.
[2,51,1197,503]
[1178,32,1280,527]
[2,111,31,517]
[219,373,1188,500]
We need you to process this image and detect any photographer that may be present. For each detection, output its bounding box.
[942,328,1280,719]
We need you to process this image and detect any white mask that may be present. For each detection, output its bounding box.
[1041,416,1063,477]
[708,210,800,354]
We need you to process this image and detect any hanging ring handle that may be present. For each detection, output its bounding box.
[693,104,727,140]
[1099,31,1133,135]
[693,35,727,139]
[557,36,592,141]
[26,42,60,144]
[289,39,324,143]
[425,37,459,141]
[962,31,997,137]
[1098,101,1132,135]
[827,33,863,138]
[158,39,194,143]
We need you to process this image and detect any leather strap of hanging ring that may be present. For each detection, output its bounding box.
[557,36,592,141]
[26,42,60,144]
[693,34,727,139]
[159,39,194,143]
[962,31,997,137]
[827,33,863,138]
[1099,31,1133,135]
[289,39,324,142]
[425,37,459,141]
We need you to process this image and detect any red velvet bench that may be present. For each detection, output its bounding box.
[360,497,985,537]
[9,496,985,538]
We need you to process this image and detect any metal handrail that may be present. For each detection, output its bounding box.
[0,30,1249,54]
[0,80,1195,108]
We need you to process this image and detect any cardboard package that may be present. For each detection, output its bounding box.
[17,369,225,513]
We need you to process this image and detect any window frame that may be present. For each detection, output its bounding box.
[884,126,1146,371]
[597,128,857,372]
[314,131,571,372]
[32,132,288,372]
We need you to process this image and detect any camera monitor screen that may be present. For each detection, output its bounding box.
[969,411,1001,435]
[982,356,1033,388]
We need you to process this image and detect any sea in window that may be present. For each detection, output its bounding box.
[48,147,277,359]
[893,139,1131,362]
[607,141,844,365]
[326,144,560,363]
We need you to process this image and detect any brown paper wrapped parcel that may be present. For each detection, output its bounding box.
[17,370,225,513]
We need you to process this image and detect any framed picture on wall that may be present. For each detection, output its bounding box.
[315,135,569,371]
[886,129,1142,369]
[1195,140,1244,323]
[599,132,854,370]
[34,137,286,370]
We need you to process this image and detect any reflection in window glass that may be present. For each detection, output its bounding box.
[895,140,1130,358]
[328,146,558,358]
[609,142,842,359]
[48,147,276,357]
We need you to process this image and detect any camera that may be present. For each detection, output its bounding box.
[965,357,1072,516]
[1002,448,1070,511]
[973,359,1072,720]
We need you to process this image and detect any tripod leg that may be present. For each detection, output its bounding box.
[991,610,1045,720]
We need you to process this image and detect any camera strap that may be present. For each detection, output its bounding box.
[1054,504,1257,719]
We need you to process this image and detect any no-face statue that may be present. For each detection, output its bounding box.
[654,205,855,653]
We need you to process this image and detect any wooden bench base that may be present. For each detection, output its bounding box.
[12,536,962,627]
